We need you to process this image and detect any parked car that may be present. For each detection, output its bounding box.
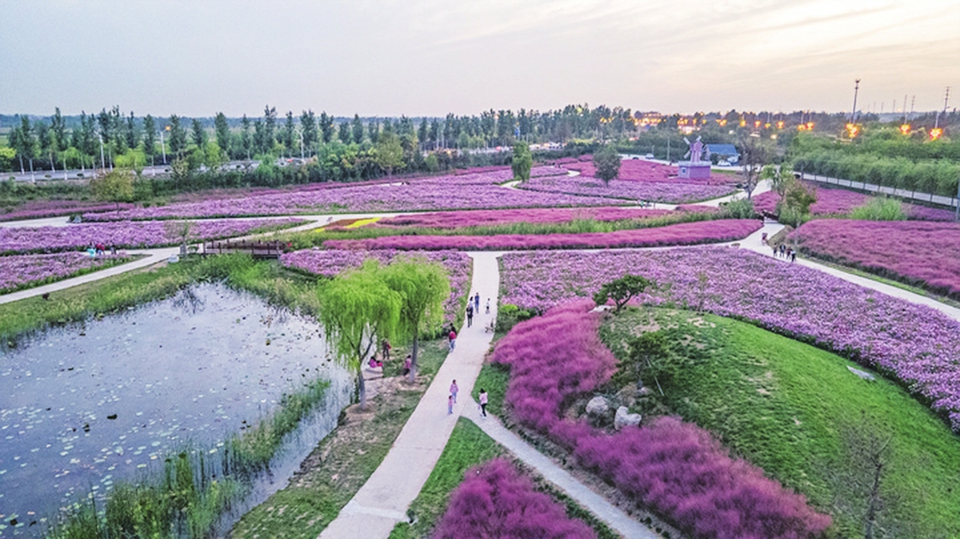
[718,160,731,167]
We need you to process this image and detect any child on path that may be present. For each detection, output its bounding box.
[450,380,459,403]
[448,394,454,415]
[478,389,488,417]
[403,354,412,376]
[448,329,457,351]
[466,304,474,327]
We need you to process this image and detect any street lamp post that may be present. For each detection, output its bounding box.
[160,126,168,165]
[851,79,861,123]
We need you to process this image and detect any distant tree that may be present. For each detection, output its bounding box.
[375,131,404,177]
[738,134,768,200]
[511,142,532,181]
[338,121,352,144]
[262,105,277,151]
[352,114,364,144]
[191,118,207,148]
[593,144,621,185]
[319,111,335,143]
[593,274,654,312]
[300,110,318,152]
[380,257,450,383]
[125,112,138,151]
[317,261,402,409]
[90,168,134,210]
[142,115,157,161]
[214,112,231,157]
[168,115,187,157]
[282,111,295,156]
[240,115,252,159]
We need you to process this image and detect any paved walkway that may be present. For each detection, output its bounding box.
[462,404,660,538]
[319,252,502,539]
[734,222,960,321]
[0,247,180,306]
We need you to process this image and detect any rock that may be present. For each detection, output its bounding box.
[638,386,652,397]
[585,396,611,418]
[847,366,876,382]
[614,406,642,430]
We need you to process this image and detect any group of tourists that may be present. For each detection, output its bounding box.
[366,339,413,377]
[773,243,797,263]
[447,379,488,417]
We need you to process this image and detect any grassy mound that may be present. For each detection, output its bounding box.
[600,307,960,537]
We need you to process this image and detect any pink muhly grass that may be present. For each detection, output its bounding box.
[433,458,597,539]
[490,300,832,537]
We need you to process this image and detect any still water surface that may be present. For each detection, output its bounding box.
[0,284,350,535]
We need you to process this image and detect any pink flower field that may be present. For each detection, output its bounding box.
[0,200,136,222]
[278,248,471,322]
[498,247,960,430]
[433,459,597,539]
[518,174,738,204]
[562,158,739,185]
[372,206,673,229]
[754,184,955,220]
[323,219,762,251]
[80,168,615,221]
[489,299,831,537]
[0,218,304,254]
[789,219,960,298]
[0,252,132,293]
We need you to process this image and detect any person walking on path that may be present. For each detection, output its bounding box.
[485,298,490,314]
[403,354,412,376]
[791,250,797,263]
[448,394,454,415]
[474,292,480,312]
[448,329,457,351]
[466,303,474,328]
[450,380,459,403]
[479,389,488,417]
[381,339,392,362]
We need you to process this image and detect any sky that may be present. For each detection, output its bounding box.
[1,0,958,118]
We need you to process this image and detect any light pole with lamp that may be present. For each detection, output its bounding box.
[160,125,169,165]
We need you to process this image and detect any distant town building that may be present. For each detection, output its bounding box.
[706,144,740,164]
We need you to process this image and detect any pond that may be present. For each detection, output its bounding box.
[0,283,351,536]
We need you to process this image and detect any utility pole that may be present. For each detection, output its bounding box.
[851,79,861,123]
[936,87,951,129]
[910,95,916,121]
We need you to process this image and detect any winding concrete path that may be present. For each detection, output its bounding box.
[462,404,660,539]
[319,252,504,539]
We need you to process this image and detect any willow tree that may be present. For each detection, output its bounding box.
[317,261,401,408]
[380,256,450,383]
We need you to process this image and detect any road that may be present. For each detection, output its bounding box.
[4,160,262,182]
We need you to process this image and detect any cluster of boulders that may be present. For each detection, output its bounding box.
[585,392,643,430]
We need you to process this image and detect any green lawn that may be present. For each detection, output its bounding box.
[600,307,960,537]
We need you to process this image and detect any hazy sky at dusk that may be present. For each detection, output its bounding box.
[2,0,958,117]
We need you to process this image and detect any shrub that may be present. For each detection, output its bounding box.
[849,197,907,221]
